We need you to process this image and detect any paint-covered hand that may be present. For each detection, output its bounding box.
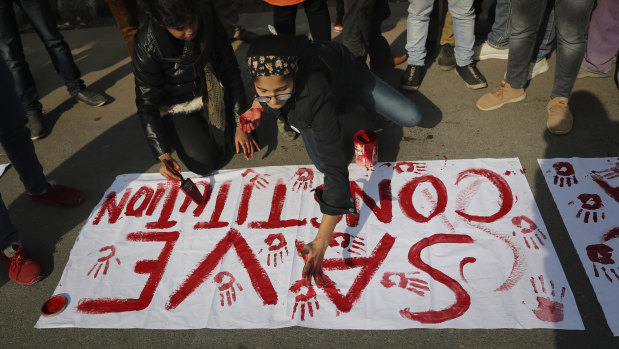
[239,106,263,132]
[159,154,182,181]
[300,239,329,286]
[235,127,260,160]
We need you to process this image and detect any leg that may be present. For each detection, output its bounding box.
[105,0,139,59]
[342,0,375,60]
[336,0,345,19]
[581,0,619,74]
[273,4,298,38]
[440,9,455,46]
[405,0,434,66]
[532,3,555,62]
[302,0,331,41]
[212,0,240,38]
[486,0,510,49]
[300,129,322,172]
[0,195,19,251]
[367,0,391,70]
[447,0,475,67]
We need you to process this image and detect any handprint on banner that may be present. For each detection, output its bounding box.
[552,162,578,187]
[290,279,319,321]
[87,245,121,278]
[586,243,619,282]
[591,162,619,203]
[528,275,566,322]
[380,272,430,297]
[290,167,314,192]
[264,233,288,267]
[241,169,270,189]
[575,193,605,223]
[329,232,366,256]
[394,161,427,175]
[214,271,243,307]
[511,216,548,250]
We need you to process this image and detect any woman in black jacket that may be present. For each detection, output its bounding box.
[242,35,422,284]
[134,0,258,180]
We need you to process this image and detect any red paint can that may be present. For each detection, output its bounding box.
[354,130,378,169]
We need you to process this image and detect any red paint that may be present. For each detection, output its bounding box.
[145,183,166,216]
[393,162,427,175]
[214,271,243,307]
[41,295,68,316]
[78,231,179,314]
[529,275,566,322]
[125,186,154,217]
[329,233,366,256]
[398,175,447,223]
[291,168,314,192]
[248,179,307,229]
[242,169,270,189]
[454,169,513,223]
[511,216,548,250]
[400,234,473,324]
[290,279,319,321]
[235,183,254,225]
[194,181,231,229]
[552,162,578,187]
[603,227,619,242]
[347,179,392,226]
[380,272,430,297]
[576,193,605,223]
[592,164,619,203]
[93,189,132,225]
[145,182,179,229]
[264,233,288,267]
[586,243,614,265]
[458,257,477,285]
[167,228,277,310]
[87,245,121,278]
[179,181,211,216]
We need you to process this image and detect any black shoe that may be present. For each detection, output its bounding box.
[25,110,48,140]
[438,44,456,71]
[455,64,488,90]
[400,65,424,91]
[75,88,107,107]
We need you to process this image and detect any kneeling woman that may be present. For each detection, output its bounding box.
[243,35,422,284]
[134,0,258,180]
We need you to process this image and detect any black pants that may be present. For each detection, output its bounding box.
[273,0,331,41]
[163,112,233,176]
[342,0,391,68]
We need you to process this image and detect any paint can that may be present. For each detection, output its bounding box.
[354,130,378,169]
[41,294,69,317]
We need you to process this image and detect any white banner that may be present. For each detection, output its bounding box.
[36,159,583,330]
[539,157,619,336]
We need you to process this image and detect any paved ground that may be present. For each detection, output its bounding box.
[1,4,618,348]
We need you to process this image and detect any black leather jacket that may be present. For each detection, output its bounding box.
[133,2,246,158]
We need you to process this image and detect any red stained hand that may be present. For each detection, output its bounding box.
[239,107,263,132]
[300,240,329,286]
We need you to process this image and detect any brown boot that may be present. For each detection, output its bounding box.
[476,81,526,111]
[547,97,573,134]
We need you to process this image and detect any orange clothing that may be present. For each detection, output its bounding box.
[263,0,304,5]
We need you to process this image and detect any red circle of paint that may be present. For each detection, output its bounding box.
[41,295,67,317]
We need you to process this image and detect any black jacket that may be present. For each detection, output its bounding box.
[133,2,246,158]
[260,41,361,216]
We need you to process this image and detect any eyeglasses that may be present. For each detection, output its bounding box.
[254,93,293,103]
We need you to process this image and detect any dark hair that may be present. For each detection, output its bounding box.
[143,0,199,28]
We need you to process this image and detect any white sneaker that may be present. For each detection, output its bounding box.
[503,58,549,80]
[473,41,509,60]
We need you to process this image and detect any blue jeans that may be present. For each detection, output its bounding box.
[301,63,422,169]
[0,57,47,250]
[406,0,475,67]
[487,0,555,63]
[0,0,84,114]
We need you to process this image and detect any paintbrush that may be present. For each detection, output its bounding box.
[164,160,204,205]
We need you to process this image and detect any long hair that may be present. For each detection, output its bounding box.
[143,0,200,28]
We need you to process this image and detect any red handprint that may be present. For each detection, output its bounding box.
[290,279,319,321]
[575,193,605,223]
[528,275,566,322]
[87,245,121,278]
[511,216,548,250]
[290,168,314,192]
[264,233,288,267]
[239,106,263,132]
[394,161,427,175]
[552,162,578,187]
[380,272,430,297]
[586,243,619,282]
[241,169,270,189]
[329,233,366,256]
[214,271,243,307]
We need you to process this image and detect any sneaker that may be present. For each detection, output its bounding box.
[437,44,456,71]
[277,119,298,140]
[503,58,549,80]
[334,17,343,33]
[456,64,488,90]
[473,41,509,61]
[577,68,611,79]
[25,110,48,140]
[75,88,107,107]
[547,97,572,134]
[476,81,526,111]
[1,243,45,285]
[28,182,84,207]
[400,65,424,91]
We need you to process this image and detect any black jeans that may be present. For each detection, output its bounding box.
[273,0,331,41]
[506,0,595,98]
[0,0,84,113]
[342,0,391,68]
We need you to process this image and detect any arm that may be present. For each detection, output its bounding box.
[301,214,339,285]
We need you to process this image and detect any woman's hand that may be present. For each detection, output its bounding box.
[158,153,182,181]
[239,100,263,132]
[235,126,260,160]
[300,214,339,286]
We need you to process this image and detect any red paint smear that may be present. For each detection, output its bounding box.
[400,234,473,324]
[459,257,477,284]
[179,181,212,217]
[235,183,254,225]
[454,168,513,223]
[264,233,286,251]
[125,186,154,218]
[249,179,307,229]
[603,227,619,242]
[145,183,166,216]
[93,189,132,225]
[532,296,564,322]
[347,179,392,226]
[42,295,67,315]
[145,182,179,229]
[398,175,448,223]
[167,228,277,310]
[194,181,231,229]
[77,231,179,314]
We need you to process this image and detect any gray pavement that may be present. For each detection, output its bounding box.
[1,4,618,348]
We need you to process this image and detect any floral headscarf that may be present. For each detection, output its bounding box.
[247,55,298,77]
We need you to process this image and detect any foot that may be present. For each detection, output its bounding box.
[28,182,84,207]
[473,41,509,61]
[75,88,107,107]
[456,64,487,90]
[437,44,456,71]
[1,243,45,285]
[547,97,572,134]
[25,110,48,140]
[503,58,549,80]
[393,54,408,66]
[399,65,424,91]
[577,68,611,79]
[476,81,526,111]
[334,17,343,33]
[233,28,259,43]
